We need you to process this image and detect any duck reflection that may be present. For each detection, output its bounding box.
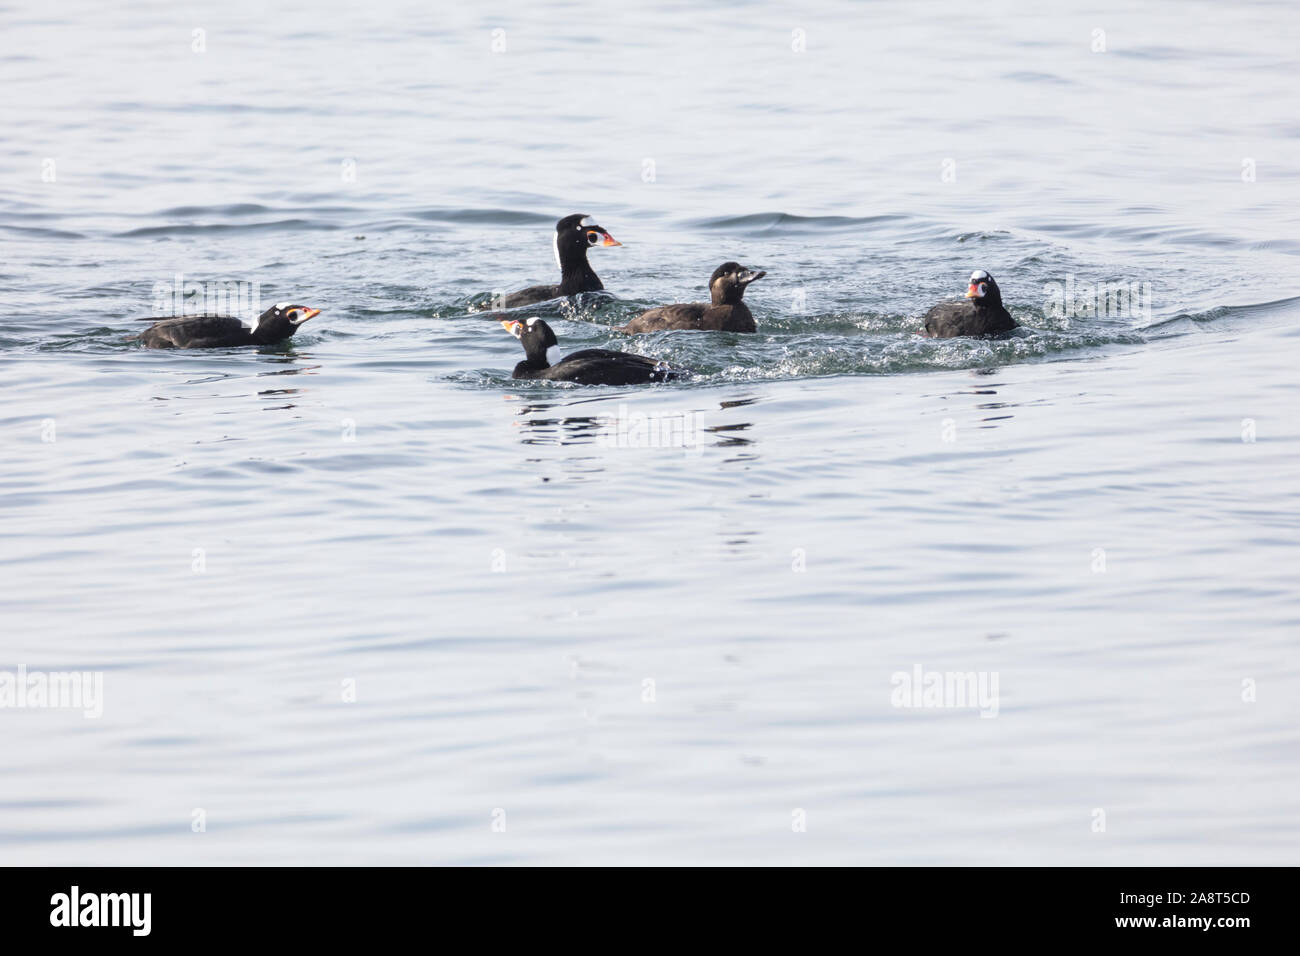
[507,394,760,452]
[257,386,301,410]
[942,379,1022,430]
[253,362,319,409]
[703,422,753,447]
[257,362,320,376]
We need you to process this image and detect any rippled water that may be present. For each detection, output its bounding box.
[2,0,1299,865]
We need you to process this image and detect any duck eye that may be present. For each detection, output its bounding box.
[587,231,600,244]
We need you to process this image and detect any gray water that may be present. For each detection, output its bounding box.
[2,0,1299,865]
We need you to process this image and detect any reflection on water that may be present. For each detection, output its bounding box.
[516,414,603,446]
[703,422,754,446]
[509,395,758,453]
[939,383,1022,430]
[258,364,320,376]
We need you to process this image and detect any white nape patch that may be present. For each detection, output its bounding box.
[553,231,561,271]
[970,270,990,281]
[525,317,541,327]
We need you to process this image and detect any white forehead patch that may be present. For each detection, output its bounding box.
[274,301,291,310]
[525,317,541,327]
[970,271,989,282]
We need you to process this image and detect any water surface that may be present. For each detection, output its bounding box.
[2,0,1299,864]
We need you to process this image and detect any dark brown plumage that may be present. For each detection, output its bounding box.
[501,317,683,385]
[134,304,321,349]
[621,262,765,334]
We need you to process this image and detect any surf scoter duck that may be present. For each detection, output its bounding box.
[621,262,766,334]
[500,214,621,308]
[922,270,1016,338]
[501,317,683,385]
[135,303,321,349]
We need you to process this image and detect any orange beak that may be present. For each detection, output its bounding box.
[597,232,622,247]
[500,319,523,335]
[300,308,321,321]
[965,284,981,298]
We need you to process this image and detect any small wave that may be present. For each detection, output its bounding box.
[117,219,339,238]
[409,208,556,226]
[1001,71,1077,87]
[0,224,85,239]
[688,212,911,235]
[1140,294,1300,335]
[1023,219,1259,250]
[152,203,280,218]
[104,100,307,115]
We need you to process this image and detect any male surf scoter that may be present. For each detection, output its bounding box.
[499,214,621,308]
[921,270,1016,338]
[621,262,765,334]
[135,303,321,349]
[501,317,683,385]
